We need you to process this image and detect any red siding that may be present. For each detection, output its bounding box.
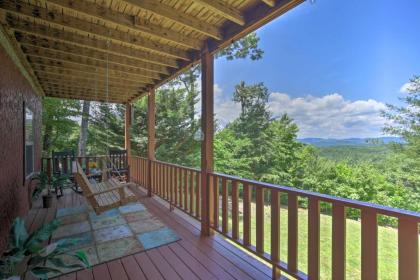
[0,45,42,253]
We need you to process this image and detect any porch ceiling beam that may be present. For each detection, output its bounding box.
[41,85,137,98]
[43,88,133,99]
[210,0,304,54]
[9,24,178,68]
[0,25,44,96]
[7,21,180,67]
[261,0,276,7]
[45,91,126,103]
[39,81,141,96]
[38,78,145,92]
[17,36,171,75]
[33,69,146,87]
[0,1,190,60]
[45,0,201,50]
[122,0,222,40]
[153,0,303,90]
[28,57,155,84]
[22,47,163,80]
[192,0,245,25]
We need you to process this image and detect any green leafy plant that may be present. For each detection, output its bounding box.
[31,172,50,200]
[0,218,89,279]
[31,173,71,200]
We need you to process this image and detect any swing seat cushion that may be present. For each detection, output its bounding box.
[72,161,137,214]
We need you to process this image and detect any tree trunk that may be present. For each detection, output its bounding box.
[78,101,91,156]
[43,122,52,153]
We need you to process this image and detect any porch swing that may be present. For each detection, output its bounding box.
[72,41,137,214]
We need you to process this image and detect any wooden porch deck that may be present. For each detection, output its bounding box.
[24,186,273,280]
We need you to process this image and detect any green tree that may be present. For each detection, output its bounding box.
[382,75,420,192]
[87,103,125,155]
[130,32,265,167]
[42,97,80,154]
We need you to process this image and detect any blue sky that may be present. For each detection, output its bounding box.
[212,0,420,138]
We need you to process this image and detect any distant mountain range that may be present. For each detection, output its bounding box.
[298,137,404,147]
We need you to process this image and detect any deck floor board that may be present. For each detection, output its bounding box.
[24,187,271,280]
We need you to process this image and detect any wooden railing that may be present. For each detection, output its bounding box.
[207,172,419,279]
[41,156,105,177]
[129,156,202,220]
[61,155,419,279]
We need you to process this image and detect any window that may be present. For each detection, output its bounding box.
[24,106,34,177]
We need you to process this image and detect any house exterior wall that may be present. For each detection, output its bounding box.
[0,45,42,252]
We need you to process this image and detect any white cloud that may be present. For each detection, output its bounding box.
[212,87,389,138]
[268,93,388,138]
[214,84,241,126]
[400,82,415,93]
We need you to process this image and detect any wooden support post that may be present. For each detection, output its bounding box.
[200,44,214,236]
[124,103,131,156]
[147,88,156,197]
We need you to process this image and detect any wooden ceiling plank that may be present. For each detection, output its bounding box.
[41,84,136,97]
[152,0,303,91]
[39,78,144,92]
[17,36,171,74]
[0,25,45,96]
[30,63,153,85]
[261,0,276,7]
[33,69,147,86]
[0,1,190,60]
[40,82,139,96]
[28,56,155,83]
[45,91,126,103]
[46,0,202,49]
[7,21,179,67]
[192,0,245,25]
[22,46,163,80]
[122,0,222,40]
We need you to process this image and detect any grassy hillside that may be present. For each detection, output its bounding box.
[226,203,418,279]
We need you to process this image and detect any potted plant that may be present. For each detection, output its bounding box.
[51,174,71,198]
[31,172,52,208]
[0,218,89,279]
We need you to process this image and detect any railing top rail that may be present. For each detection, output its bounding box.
[151,159,201,173]
[42,155,108,159]
[211,171,420,221]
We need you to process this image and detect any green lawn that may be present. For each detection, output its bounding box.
[221,202,419,280]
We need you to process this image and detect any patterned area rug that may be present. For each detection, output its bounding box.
[50,202,180,277]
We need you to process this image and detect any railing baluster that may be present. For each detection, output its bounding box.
[140,159,144,187]
[271,189,281,279]
[213,176,219,229]
[308,197,320,280]
[222,178,228,234]
[232,180,239,240]
[288,193,298,273]
[190,170,194,215]
[361,209,377,280]
[256,187,264,253]
[165,165,169,200]
[160,164,163,197]
[169,166,174,204]
[184,169,188,210]
[196,172,200,219]
[174,167,179,206]
[398,217,419,280]
[332,203,346,279]
[179,168,183,208]
[243,183,251,246]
